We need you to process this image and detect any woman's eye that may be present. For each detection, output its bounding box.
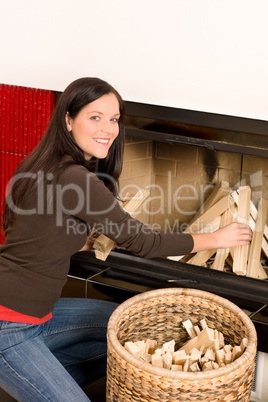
[90,116,100,121]
[111,118,119,122]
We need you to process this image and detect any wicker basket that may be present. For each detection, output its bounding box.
[106,288,257,401]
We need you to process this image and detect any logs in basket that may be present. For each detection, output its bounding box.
[106,287,257,402]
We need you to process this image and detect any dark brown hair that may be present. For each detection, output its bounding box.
[3,77,125,229]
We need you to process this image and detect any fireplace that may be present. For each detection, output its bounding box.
[66,100,268,356]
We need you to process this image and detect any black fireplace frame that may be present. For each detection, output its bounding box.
[124,100,268,158]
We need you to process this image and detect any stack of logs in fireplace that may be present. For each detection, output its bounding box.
[169,182,268,280]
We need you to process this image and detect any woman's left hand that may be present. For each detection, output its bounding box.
[79,233,100,252]
[79,233,117,252]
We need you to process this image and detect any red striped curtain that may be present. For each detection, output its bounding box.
[0,84,55,243]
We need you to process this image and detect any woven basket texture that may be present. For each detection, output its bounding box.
[106,288,257,402]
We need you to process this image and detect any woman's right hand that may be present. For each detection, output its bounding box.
[213,222,252,249]
[191,222,252,253]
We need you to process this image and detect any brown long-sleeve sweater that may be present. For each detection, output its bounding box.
[0,162,194,318]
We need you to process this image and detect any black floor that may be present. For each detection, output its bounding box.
[84,376,106,401]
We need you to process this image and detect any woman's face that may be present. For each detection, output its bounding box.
[66,93,120,160]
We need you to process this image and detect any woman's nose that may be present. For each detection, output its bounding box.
[101,119,115,133]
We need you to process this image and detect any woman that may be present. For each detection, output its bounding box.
[0,77,252,401]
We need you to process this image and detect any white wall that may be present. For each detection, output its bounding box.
[1,0,267,121]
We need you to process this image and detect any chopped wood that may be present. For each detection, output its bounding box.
[223,344,232,353]
[173,353,189,366]
[199,357,209,368]
[206,360,219,371]
[123,188,150,213]
[92,234,113,254]
[171,364,182,371]
[247,198,268,279]
[146,339,157,354]
[249,206,268,258]
[200,319,208,329]
[186,249,217,267]
[93,188,150,260]
[183,359,190,372]
[151,353,163,368]
[94,249,108,261]
[204,347,215,361]
[189,354,201,364]
[232,345,242,361]
[189,347,202,356]
[233,186,251,275]
[178,327,216,355]
[194,325,201,335]
[240,338,248,353]
[162,352,173,369]
[213,331,220,351]
[168,183,267,280]
[140,353,152,364]
[215,349,225,365]
[224,350,232,365]
[124,341,146,358]
[218,331,225,349]
[232,189,268,269]
[172,349,186,364]
[199,345,206,355]
[202,361,214,371]
[136,340,148,354]
[203,361,219,371]
[182,319,196,339]
[163,339,175,353]
[232,190,268,256]
[211,210,233,271]
[189,181,230,223]
[172,349,186,357]
[124,318,248,372]
[189,347,202,363]
[155,348,164,355]
[198,216,221,234]
[184,194,235,235]
[190,362,201,372]
[119,192,135,208]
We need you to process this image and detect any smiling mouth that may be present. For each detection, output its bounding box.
[93,139,109,144]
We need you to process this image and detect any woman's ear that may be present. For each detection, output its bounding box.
[65,112,72,132]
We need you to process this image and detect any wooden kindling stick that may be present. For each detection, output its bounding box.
[233,186,251,276]
[93,188,150,261]
[247,198,268,279]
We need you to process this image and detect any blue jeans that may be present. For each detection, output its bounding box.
[0,297,118,401]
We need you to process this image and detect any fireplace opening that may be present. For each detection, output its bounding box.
[119,130,268,279]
